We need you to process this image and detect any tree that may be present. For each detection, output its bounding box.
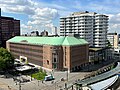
[0,48,14,70]
[107,40,112,47]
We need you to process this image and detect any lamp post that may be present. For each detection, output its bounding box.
[64,68,69,90]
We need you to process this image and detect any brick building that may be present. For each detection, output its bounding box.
[0,8,20,48]
[7,36,89,72]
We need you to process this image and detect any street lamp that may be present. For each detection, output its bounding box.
[64,68,69,90]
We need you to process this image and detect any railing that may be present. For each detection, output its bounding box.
[102,75,119,90]
[79,62,120,85]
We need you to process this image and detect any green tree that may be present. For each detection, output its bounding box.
[0,48,14,70]
[107,40,112,47]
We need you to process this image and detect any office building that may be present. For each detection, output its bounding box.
[60,11,108,47]
[31,31,39,36]
[41,30,48,36]
[0,8,20,48]
[107,32,118,48]
[6,36,89,72]
[52,26,58,35]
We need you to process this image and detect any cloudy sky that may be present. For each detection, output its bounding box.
[0,0,120,34]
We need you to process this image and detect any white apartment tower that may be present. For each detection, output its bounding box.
[60,11,108,47]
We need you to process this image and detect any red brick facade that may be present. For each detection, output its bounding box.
[7,42,89,72]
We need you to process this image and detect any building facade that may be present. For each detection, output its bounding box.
[60,11,108,48]
[107,32,118,48]
[0,8,20,48]
[31,31,39,36]
[7,36,89,72]
[89,47,113,64]
[52,26,58,35]
[41,30,48,36]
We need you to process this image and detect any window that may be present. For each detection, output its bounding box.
[53,64,57,69]
[47,60,49,65]
[54,58,57,63]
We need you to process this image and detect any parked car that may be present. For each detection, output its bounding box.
[44,75,55,81]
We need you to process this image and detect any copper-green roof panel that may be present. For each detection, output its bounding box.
[62,37,88,45]
[7,36,88,46]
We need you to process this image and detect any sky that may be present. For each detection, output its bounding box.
[0,0,120,35]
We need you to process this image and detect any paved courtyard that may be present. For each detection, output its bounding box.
[0,59,119,90]
[0,71,89,90]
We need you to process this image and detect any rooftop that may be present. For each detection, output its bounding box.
[89,48,103,51]
[7,36,88,46]
[71,11,97,15]
[1,16,14,20]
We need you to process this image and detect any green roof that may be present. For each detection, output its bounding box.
[7,36,88,46]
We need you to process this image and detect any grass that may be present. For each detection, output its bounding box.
[31,68,47,80]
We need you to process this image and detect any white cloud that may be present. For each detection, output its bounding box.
[107,13,120,33]
[27,7,58,33]
[45,23,54,28]
[32,8,58,20]
[109,13,120,24]
[0,0,37,6]
[1,0,120,35]
[0,0,36,15]
[5,6,34,15]
[109,23,120,33]
[0,0,59,34]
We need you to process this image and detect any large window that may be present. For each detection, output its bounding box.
[54,58,57,63]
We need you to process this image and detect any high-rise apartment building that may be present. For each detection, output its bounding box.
[60,11,108,47]
[0,8,20,48]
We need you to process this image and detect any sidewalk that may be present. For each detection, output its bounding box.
[81,59,117,72]
[0,81,16,90]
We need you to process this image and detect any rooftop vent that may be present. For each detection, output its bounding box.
[20,40,28,42]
